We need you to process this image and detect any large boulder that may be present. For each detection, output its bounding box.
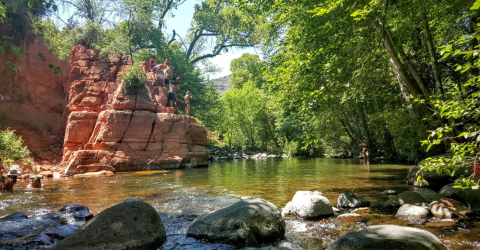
[51,200,166,250]
[337,192,371,208]
[439,183,480,212]
[187,198,285,247]
[395,204,429,220]
[327,225,447,250]
[413,188,446,203]
[429,198,472,219]
[282,191,334,220]
[382,191,427,208]
[0,225,78,248]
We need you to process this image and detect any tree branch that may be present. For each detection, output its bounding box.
[186,29,203,60]
[159,0,174,30]
[168,30,177,45]
[189,44,241,64]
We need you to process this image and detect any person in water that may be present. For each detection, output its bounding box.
[0,165,21,191]
[184,91,192,116]
[28,175,43,188]
[360,140,369,159]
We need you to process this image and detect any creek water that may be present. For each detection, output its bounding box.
[1,158,479,249]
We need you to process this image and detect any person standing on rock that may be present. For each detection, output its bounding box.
[156,65,165,87]
[168,85,176,107]
[148,57,156,72]
[171,76,180,100]
[164,64,174,90]
[184,91,192,116]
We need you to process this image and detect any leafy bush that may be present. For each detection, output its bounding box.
[0,129,30,165]
[120,62,145,94]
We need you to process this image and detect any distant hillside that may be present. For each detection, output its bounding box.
[211,75,231,95]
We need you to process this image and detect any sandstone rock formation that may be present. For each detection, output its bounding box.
[0,38,70,163]
[62,46,208,174]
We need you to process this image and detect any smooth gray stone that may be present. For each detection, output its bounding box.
[327,225,447,250]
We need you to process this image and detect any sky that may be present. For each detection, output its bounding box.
[163,0,260,79]
[55,0,261,79]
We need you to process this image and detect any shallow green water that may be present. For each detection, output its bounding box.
[0,158,410,215]
[1,158,479,249]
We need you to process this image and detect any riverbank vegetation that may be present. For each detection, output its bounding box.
[1,0,479,183]
[0,129,31,166]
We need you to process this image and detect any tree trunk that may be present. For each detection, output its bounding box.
[383,28,423,98]
[422,12,444,95]
[389,30,429,95]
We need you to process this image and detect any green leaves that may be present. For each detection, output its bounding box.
[121,62,146,94]
[0,129,31,166]
[471,0,480,10]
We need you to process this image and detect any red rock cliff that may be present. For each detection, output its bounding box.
[62,46,208,174]
[0,38,70,163]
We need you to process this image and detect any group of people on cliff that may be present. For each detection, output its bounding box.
[147,57,192,116]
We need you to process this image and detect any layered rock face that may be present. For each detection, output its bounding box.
[63,46,208,174]
[0,38,70,163]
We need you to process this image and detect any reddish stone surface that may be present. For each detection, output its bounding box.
[0,38,70,164]
[63,46,207,174]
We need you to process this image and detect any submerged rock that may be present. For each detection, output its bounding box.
[327,225,447,250]
[429,198,471,219]
[425,219,457,228]
[337,192,371,208]
[0,212,28,221]
[32,204,93,226]
[0,216,61,241]
[0,225,79,248]
[187,198,285,247]
[283,191,334,220]
[0,205,91,243]
[395,204,429,220]
[382,190,397,195]
[382,191,427,208]
[51,199,166,250]
[337,213,363,222]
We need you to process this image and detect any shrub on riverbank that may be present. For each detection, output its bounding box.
[0,129,31,166]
